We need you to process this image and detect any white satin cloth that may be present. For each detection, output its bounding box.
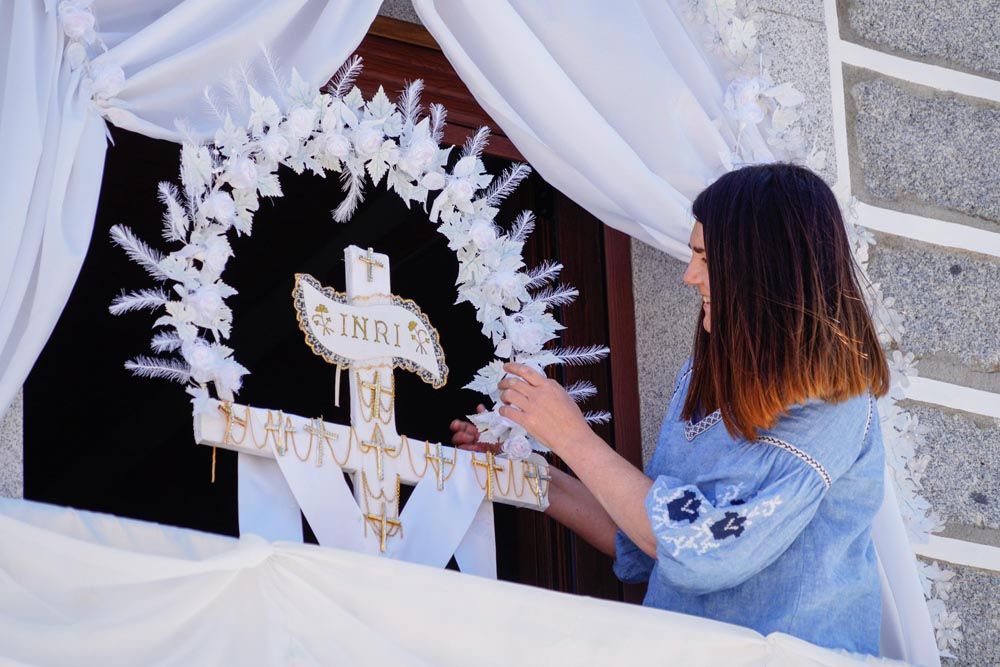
[0,0,381,421]
[0,498,899,666]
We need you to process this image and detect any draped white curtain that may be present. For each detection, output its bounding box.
[410,2,938,665]
[0,0,382,419]
[411,0,774,260]
[0,497,893,666]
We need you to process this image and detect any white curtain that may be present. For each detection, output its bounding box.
[410,2,938,665]
[0,0,382,419]
[0,497,894,666]
[411,0,774,260]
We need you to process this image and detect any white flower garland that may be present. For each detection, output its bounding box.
[679,0,961,657]
[100,49,608,460]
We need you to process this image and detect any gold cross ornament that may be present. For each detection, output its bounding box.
[364,500,403,553]
[472,451,505,502]
[359,423,397,481]
[360,370,395,422]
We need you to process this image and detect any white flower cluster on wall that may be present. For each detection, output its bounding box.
[105,53,609,461]
[679,0,961,657]
[679,0,826,174]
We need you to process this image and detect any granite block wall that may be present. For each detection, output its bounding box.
[0,391,22,499]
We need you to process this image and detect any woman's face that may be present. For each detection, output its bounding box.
[682,221,711,333]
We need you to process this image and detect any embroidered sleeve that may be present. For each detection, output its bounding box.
[613,529,655,584]
[645,454,827,596]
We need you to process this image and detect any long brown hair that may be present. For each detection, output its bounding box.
[682,162,889,441]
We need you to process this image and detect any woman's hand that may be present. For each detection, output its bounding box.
[497,362,591,456]
[449,404,500,454]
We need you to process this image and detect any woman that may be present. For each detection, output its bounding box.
[451,163,888,656]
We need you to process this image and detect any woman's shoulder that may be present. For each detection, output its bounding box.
[758,391,878,478]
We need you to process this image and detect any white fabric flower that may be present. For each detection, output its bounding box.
[503,314,546,354]
[216,358,248,393]
[227,158,258,190]
[450,178,474,202]
[59,1,95,41]
[89,61,125,100]
[186,284,226,323]
[323,133,351,159]
[482,270,521,307]
[285,106,316,138]
[201,191,236,223]
[398,138,438,175]
[724,76,764,126]
[182,340,223,385]
[468,218,498,250]
[259,132,289,162]
[420,172,445,190]
[201,235,233,274]
[502,434,533,460]
[353,126,383,158]
[64,42,87,68]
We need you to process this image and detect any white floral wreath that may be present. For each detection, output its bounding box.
[107,54,609,461]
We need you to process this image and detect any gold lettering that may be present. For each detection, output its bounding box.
[340,312,348,336]
[352,315,369,341]
[374,319,389,345]
[394,323,401,348]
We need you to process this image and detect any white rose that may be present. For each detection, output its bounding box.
[89,62,125,100]
[215,358,247,394]
[724,76,764,125]
[503,434,533,460]
[482,270,521,306]
[59,2,95,41]
[227,158,258,190]
[201,235,232,274]
[449,177,475,202]
[64,42,87,68]
[468,218,498,250]
[420,172,445,190]
[324,133,351,159]
[186,285,225,323]
[353,127,383,158]
[201,191,235,223]
[401,138,437,174]
[182,341,220,384]
[259,133,289,162]
[504,315,546,353]
[285,106,316,138]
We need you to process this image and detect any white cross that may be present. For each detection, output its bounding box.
[194,245,549,559]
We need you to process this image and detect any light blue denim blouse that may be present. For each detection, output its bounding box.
[614,356,883,656]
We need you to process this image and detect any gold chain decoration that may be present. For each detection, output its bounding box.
[357,370,395,425]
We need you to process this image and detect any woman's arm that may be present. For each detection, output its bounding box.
[544,466,618,557]
[451,408,618,557]
[497,364,659,557]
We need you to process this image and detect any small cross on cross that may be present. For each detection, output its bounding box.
[359,423,398,481]
[358,246,385,283]
[360,371,395,422]
[424,442,455,491]
[472,451,506,502]
[364,500,403,553]
[522,461,552,508]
